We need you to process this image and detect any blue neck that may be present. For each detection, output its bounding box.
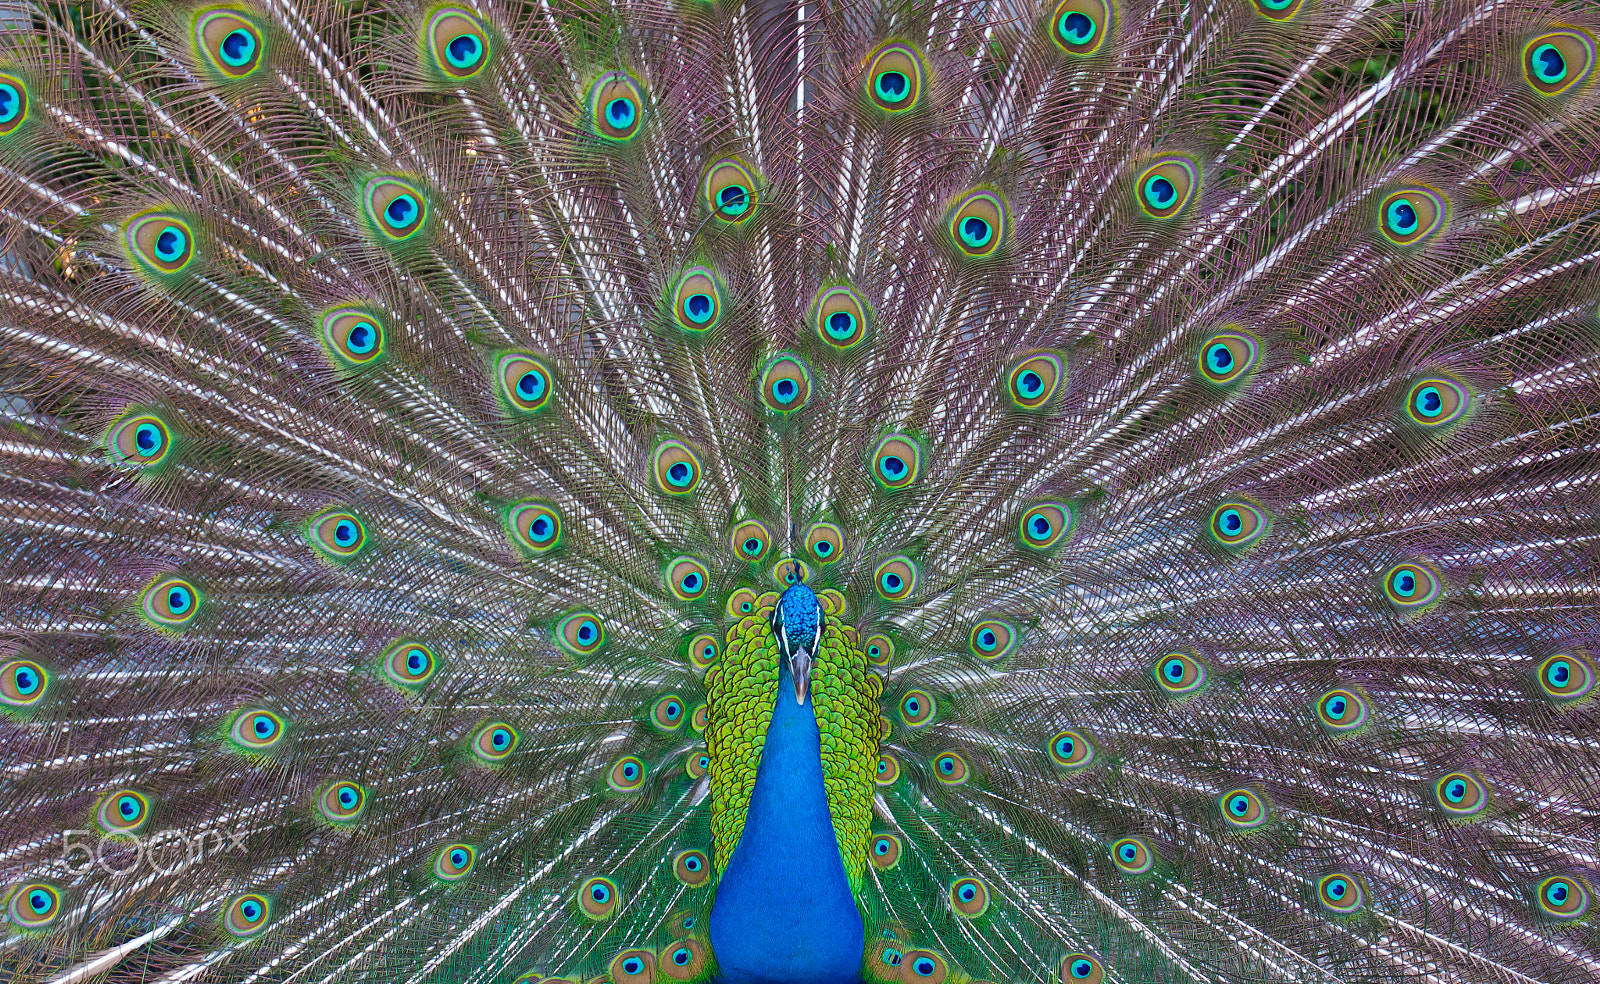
[709,660,863,984]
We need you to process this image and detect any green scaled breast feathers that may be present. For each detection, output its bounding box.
[706,590,883,891]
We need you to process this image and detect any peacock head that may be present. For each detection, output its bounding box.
[773,561,821,705]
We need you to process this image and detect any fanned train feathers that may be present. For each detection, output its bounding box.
[1,0,1599,981]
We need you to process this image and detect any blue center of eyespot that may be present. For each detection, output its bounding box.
[667,461,693,486]
[1221,509,1242,533]
[241,900,261,920]
[681,572,702,592]
[875,70,909,102]
[1071,960,1094,979]
[29,890,50,913]
[591,884,609,901]
[876,839,890,855]
[119,796,138,818]
[683,293,714,324]
[1121,844,1137,861]
[940,757,954,773]
[348,322,375,353]
[220,29,256,67]
[0,85,18,123]
[773,378,797,403]
[673,948,692,966]
[578,621,596,642]
[517,371,544,400]
[882,572,902,592]
[15,667,36,693]
[1533,44,1567,83]
[664,702,681,719]
[623,763,638,779]
[254,715,274,737]
[339,787,356,806]
[334,520,357,545]
[1145,176,1176,207]
[742,537,761,555]
[979,630,997,649]
[913,959,936,977]
[155,227,186,262]
[904,697,920,715]
[1164,659,1185,681]
[1230,795,1250,816]
[167,586,192,614]
[1445,779,1466,802]
[135,423,162,453]
[1327,696,1347,717]
[1327,879,1347,899]
[1547,881,1569,905]
[718,185,749,216]
[698,755,709,769]
[1060,12,1095,44]
[1018,370,1044,397]
[1547,660,1570,686]
[1393,571,1416,596]
[960,216,992,248]
[1415,386,1442,415]
[881,949,903,967]
[447,34,482,69]
[880,455,906,479]
[1387,199,1418,234]
[623,959,642,975]
[877,759,888,773]
[827,311,855,338]
[1056,737,1073,757]
[701,644,715,658]
[683,854,699,869]
[385,195,417,228]
[407,649,426,672]
[606,97,635,128]
[493,729,509,749]
[452,850,468,867]
[869,645,881,658]
[1208,343,1233,371]
[529,516,552,541]
[960,885,976,900]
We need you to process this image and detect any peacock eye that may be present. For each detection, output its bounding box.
[865,42,925,112]
[759,354,812,414]
[0,73,29,136]
[1050,0,1111,55]
[426,8,491,79]
[947,189,1007,258]
[704,157,760,224]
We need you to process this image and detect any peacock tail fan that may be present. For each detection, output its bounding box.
[1,0,1598,982]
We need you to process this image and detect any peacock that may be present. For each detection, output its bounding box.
[2,0,1599,981]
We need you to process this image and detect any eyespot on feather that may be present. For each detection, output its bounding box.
[472,722,519,762]
[97,789,152,833]
[576,876,617,917]
[672,267,722,333]
[1135,155,1199,219]
[1403,376,1469,427]
[814,285,869,349]
[1059,954,1105,984]
[932,750,970,785]
[874,557,917,601]
[1218,788,1269,830]
[1250,0,1307,21]
[1047,729,1095,769]
[9,883,62,929]
[949,877,990,917]
[865,42,925,112]
[1522,29,1596,97]
[363,176,428,241]
[901,949,949,984]
[588,71,645,141]
[704,157,759,224]
[1208,499,1269,550]
[223,893,271,937]
[898,690,936,728]
[1534,874,1590,920]
[0,72,32,137]
[871,434,921,490]
[665,556,710,602]
[141,577,201,630]
[687,632,719,670]
[968,620,1017,660]
[1315,687,1370,735]
[1197,329,1259,386]
[654,441,702,495]
[508,501,561,555]
[426,7,491,79]
[1,659,49,709]
[864,634,894,667]
[759,354,812,414]
[876,752,902,784]
[380,640,437,690]
[1019,501,1073,550]
[496,353,554,414]
[657,938,710,980]
[1317,872,1366,914]
[1382,561,1442,611]
[321,307,386,369]
[725,587,759,619]
[126,211,196,277]
[194,8,266,79]
[307,509,367,562]
[685,746,709,777]
[228,708,285,751]
[1008,353,1063,409]
[1154,652,1207,696]
[947,189,1007,258]
[1111,836,1154,875]
[772,557,810,588]
[607,755,647,792]
[650,694,686,732]
[1050,0,1112,56]
[1377,185,1447,246]
[691,704,708,733]
[1433,772,1489,819]
[729,520,771,562]
[556,612,606,656]
[434,843,475,881]
[804,522,844,564]
[609,948,655,984]
[870,832,902,869]
[1535,652,1595,703]
[672,849,710,887]
[316,780,366,824]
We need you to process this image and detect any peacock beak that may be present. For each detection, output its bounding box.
[789,651,812,705]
